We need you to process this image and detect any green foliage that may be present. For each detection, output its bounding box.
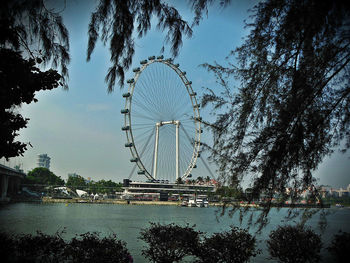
[66,175,87,190]
[202,0,350,212]
[267,225,322,263]
[0,232,16,262]
[0,231,131,263]
[322,196,350,206]
[176,177,184,184]
[195,227,257,263]
[66,232,131,263]
[216,186,244,199]
[328,231,350,263]
[88,0,230,91]
[0,49,61,159]
[1,0,67,159]
[88,180,123,194]
[1,0,70,88]
[25,167,64,186]
[139,223,201,263]
[14,231,66,263]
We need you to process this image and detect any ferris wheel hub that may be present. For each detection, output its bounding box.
[157,120,180,126]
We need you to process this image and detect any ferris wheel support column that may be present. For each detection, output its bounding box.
[153,122,160,180]
[175,121,180,181]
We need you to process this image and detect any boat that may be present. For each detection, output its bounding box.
[203,200,209,208]
[335,203,344,207]
[196,198,204,207]
[187,198,197,207]
[181,201,188,207]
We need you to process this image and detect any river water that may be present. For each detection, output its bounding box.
[0,202,349,262]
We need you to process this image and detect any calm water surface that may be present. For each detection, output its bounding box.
[1,203,349,262]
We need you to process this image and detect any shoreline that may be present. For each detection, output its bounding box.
[4,197,340,208]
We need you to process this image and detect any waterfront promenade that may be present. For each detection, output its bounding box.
[24,197,331,208]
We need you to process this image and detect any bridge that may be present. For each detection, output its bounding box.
[0,163,25,202]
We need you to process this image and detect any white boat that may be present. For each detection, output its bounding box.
[196,198,204,207]
[187,198,197,207]
[335,203,344,207]
[203,200,209,207]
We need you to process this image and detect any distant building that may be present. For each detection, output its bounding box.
[37,154,50,169]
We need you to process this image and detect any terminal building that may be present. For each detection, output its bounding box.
[122,179,215,201]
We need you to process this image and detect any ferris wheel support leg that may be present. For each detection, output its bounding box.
[153,123,160,180]
[176,121,180,181]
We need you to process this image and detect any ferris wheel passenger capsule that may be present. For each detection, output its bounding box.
[133,67,140,72]
[125,142,133,147]
[140,60,147,64]
[127,79,134,84]
[121,109,129,114]
[190,92,197,96]
[157,55,164,59]
[137,170,145,175]
[187,81,192,85]
[121,126,130,131]
[148,56,155,60]
[194,116,202,121]
[182,71,186,75]
[192,164,197,168]
[174,63,179,67]
[130,158,138,162]
[122,92,130,98]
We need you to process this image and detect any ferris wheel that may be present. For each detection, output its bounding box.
[121,56,202,183]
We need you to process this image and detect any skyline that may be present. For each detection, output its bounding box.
[3,0,349,188]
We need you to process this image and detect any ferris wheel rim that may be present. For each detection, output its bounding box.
[122,57,201,181]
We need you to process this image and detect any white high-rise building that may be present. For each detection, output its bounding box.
[37,154,50,169]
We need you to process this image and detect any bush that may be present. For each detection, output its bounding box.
[267,225,322,263]
[328,231,350,263]
[0,232,16,262]
[0,232,132,263]
[139,223,201,263]
[195,226,257,263]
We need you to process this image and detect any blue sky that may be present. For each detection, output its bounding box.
[3,0,349,188]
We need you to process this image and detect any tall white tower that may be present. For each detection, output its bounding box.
[37,154,50,169]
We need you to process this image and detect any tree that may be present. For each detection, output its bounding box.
[176,177,184,184]
[196,176,204,184]
[267,225,322,263]
[66,232,132,263]
[25,167,64,186]
[0,49,61,159]
[1,0,70,88]
[139,223,201,263]
[215,185,244,200]
[66,175,87,190]
[0,231,132,263]
[328,231,350,263]
[87,0,230,91]
[14,231,66,263]
[195,227,257,263]
[1,0,69,159]
[202,0,350,205]
[88,179,123,194]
